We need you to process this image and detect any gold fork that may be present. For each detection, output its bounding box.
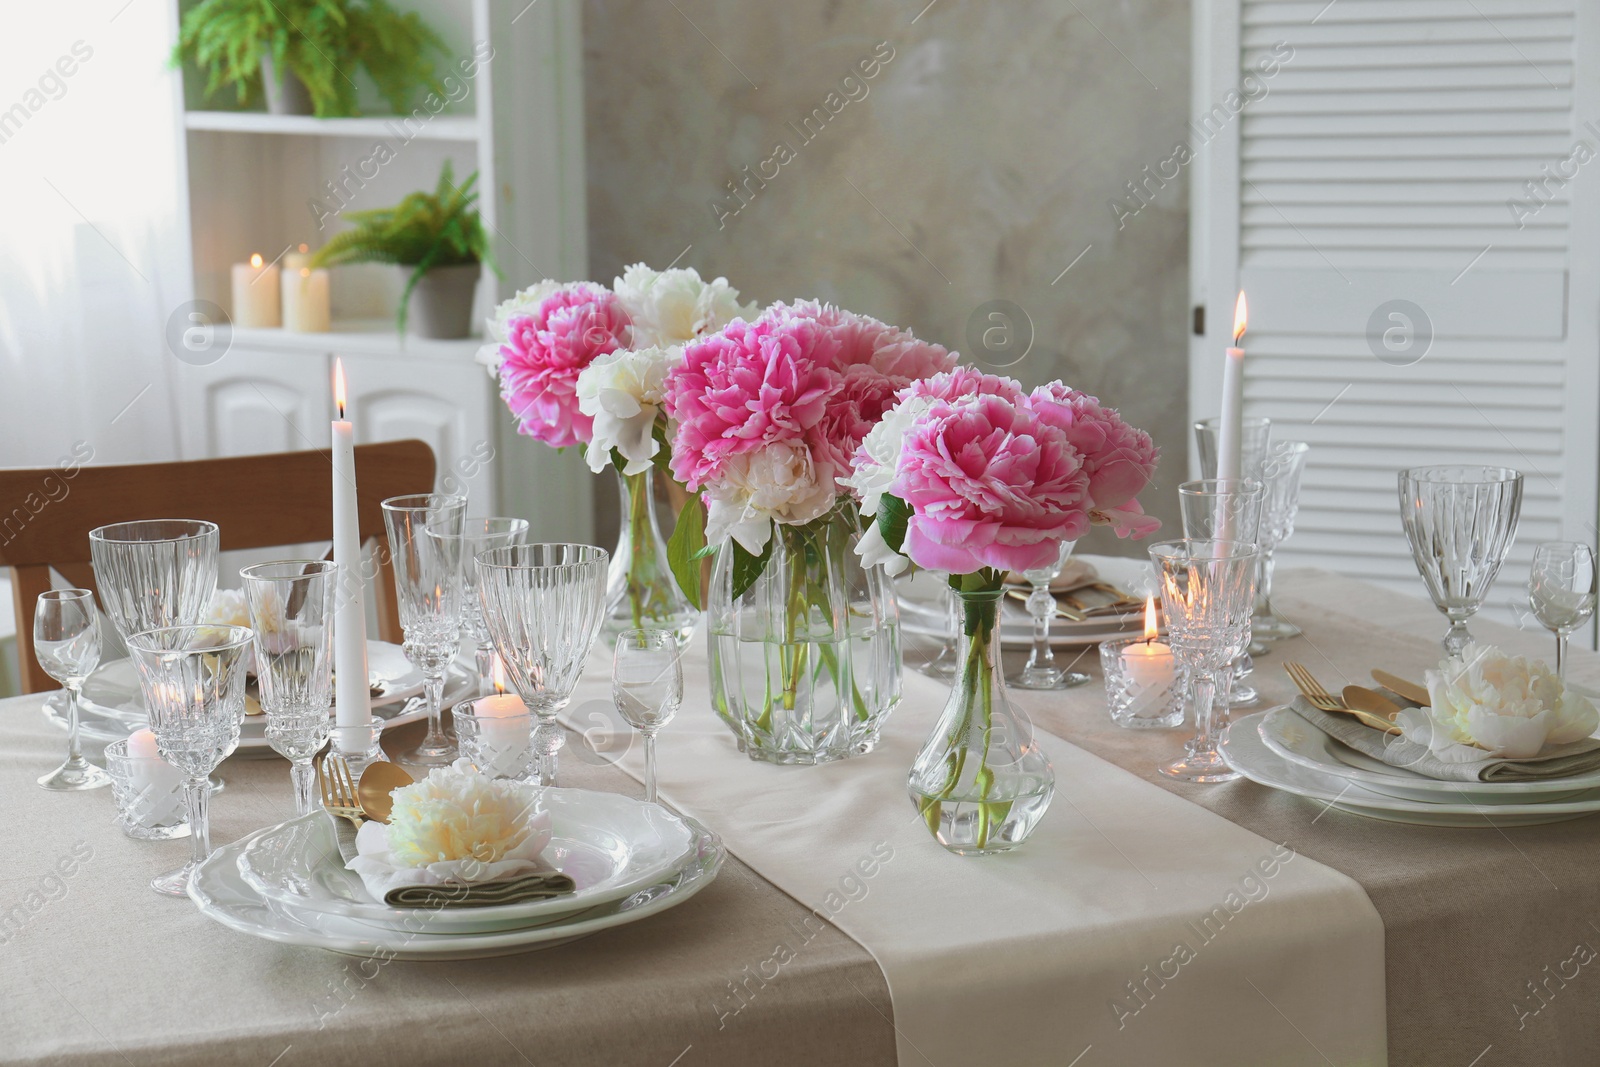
[1283,662,1401,735]
[316,753,366,828]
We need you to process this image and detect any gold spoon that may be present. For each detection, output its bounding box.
[357,762,416,824]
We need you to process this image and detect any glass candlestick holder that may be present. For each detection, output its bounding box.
[1099,636,1185,730]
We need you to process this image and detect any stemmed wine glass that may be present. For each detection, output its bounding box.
[1009,541,1087,690]
[382,493,467,767]
[425,517,529,696]
[1150,540,1258,783]
[88,520,220,641]
[613,628,683,804]
[1178,479,1264,705]
[1528,541,1598,679]
[125,624,253,896]
[240,560,335,815]
[1398,466,1524,657]
[33,589,109,790]
[477,544,609,786]
[1253,441,1310,640]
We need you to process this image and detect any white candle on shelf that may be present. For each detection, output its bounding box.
[283,267,331,332]
[470,657,532,778]
[1121,597,1176,694]
[230,253,281,328]
[283,243,313,272]
[331,358,372,747]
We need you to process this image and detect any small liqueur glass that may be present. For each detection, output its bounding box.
[1008,541,1088,690]
[125,624,253,897]
[1528,541,1598,679]
[612,628,683,805]
[382,493,468,767]
[33,588,110,790]
[240,560,336,816]
[1149,540,1258,783]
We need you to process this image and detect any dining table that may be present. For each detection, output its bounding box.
[3,566,1598,1066]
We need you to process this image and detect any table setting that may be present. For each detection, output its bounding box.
[10,267,1600,1067]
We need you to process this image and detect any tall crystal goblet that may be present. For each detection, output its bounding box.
[1150,540,1258,783]
[1179,478,1265,707]
[1528,541,1597,680]
[1008,541,1087,690]
[33,589,110,790]
[1194,417,1273,482]
[382,493,467,768]
[424,517,529,696]
[477,544,609,786]
[613,628,683,804]
[1254,441,1310,640]
[89,519,219,641]
[240,560,335,815]
[125,624,252,896]
[1398,465,1524,657]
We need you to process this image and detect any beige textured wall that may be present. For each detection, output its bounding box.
[583,0,1192,552]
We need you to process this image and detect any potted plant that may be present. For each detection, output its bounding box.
[311,162,494,339]
[174,0,447,117]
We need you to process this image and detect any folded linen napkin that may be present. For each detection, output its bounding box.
[329,814,574,909]
[1292,698,1600,783]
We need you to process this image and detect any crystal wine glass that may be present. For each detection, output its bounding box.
[1150,540,1258,783]
[88,519,220,641]
[1398,466,1524,657]
[382,493,467,767]
[920,582,963,679]
[1178,479,1265,707]
[1253,441,1310,640]
[613,628,683,804]
[1193,416,1273,482]
[125,624,253,896]
[33,589,109,790]
[477,544,609,786]
[240,560,335,815]
[1008,541,1087,690]
[1528,541,1598,679]
[425,517,529,696]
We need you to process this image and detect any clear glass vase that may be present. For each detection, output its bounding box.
[606,468,699,644]
[707,503,901,764]
[908,585,1055,855]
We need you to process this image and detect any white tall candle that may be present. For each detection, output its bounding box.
[283,267,331,332]
[1216,291,1248,543]
[331,358,371,741]
[230,253,281,328]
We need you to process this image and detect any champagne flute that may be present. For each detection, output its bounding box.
[612,628,683,804]
[33,589,109,790]
[1529,542,1598,679]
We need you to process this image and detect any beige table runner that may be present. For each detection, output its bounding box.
[1016,568,1600,1067]
[0,706,897,1067]
[565,623,1389,1065]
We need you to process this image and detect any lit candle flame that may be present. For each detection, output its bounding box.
[333,357,347,419]
[1143,595,1160,642]
[300,267,310,278]
[1232,291,1248,344]
[298,243,309,254]
[491,655,508,695]
[250,252,263,270]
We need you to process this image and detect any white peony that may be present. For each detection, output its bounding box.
[576,345,682,475]
[704,444,837,554]
[840,393,935,575]
[1397,643,1599,760]
[855,521,910,577]
[612,263,757,348]
[475,280,564,376]
[205,588,250,627]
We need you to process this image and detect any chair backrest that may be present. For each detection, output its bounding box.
[0,439,436,693]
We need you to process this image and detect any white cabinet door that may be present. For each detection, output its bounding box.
[172,344,330,459]
[338,352,498,512]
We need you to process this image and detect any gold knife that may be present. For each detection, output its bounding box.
[1371,669,1430,707]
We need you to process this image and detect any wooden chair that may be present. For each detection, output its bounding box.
[0,439,435,694]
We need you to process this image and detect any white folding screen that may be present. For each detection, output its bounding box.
[1190,0,1600,627]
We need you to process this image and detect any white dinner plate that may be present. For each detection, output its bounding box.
[190,812,724,960]
[1255,705,1600,804]
[1220,710,1600,827]
[238,789,708,935]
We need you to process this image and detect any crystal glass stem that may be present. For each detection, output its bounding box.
[475,642,494,698]
[419,669,449,757]
[153,776,210,896]
[1026,582,1057,674]
[290,758,316,817]
[535,717,565,786]
[643,730,658,805]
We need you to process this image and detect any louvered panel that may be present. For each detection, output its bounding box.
[1243,182,1565,205]
[1243,16,1573,48]
[1240,248,1566,270]
[1245,0,1575,25]
[1246,112,1573,136]
[1244,133,1573,159]
[1248,87,1571,115]
[1242,203,1569,229]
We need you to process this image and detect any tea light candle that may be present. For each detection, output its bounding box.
[126,727,185,820]
[470,657,532,777]
[282,266,331,332]
[1121,597,1176,693]
[230,253,281,328]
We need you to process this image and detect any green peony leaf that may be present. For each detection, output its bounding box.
[876,494,911,554]
[667,493,708,611]
[729,534,774,602]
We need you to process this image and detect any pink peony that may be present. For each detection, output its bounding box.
[497,283,630,448]
[1029,383,1160,532]
[893,392,1092,575]
[900,366,1025,407]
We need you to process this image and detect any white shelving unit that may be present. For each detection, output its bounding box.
[166,0,594,540]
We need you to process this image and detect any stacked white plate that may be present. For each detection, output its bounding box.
[41,640,469,755]
[1221,706,1600,827]
[896,553,1152,649]
[190,789,724,959]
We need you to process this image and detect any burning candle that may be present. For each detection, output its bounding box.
[1216,292,1248,485]
[467,657,533,778]
[1120,597,1176,694]
[126,727,185,824]
[331,358,372,748]
[283,243,314,271]
[230,253,281,328]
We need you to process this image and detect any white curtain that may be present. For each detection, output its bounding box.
[0,1,185,469]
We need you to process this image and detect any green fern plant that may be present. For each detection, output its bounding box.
[174,0,448,118]
[311,163,496,331]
